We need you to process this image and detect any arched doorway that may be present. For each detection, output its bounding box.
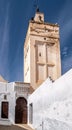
[15,97,27,124]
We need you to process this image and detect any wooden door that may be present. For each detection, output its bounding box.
[15,97,27,124]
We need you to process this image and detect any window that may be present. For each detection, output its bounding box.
[44,37,46,40]
[39,52,41,56]
[1,102,9,119]
[4,95,7,100]
[29,103,33,124]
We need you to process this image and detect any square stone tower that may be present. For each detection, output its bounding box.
[24,10,61,90]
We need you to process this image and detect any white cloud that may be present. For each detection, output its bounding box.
[62,46,68,57]
[58,0,72,25]
[0,3,10,79]
[60,19,72,46]
[62,56,72,74]
[58,0,72,47]
[57,0,72,73]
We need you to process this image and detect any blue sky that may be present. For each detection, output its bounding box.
[0,0,72,82]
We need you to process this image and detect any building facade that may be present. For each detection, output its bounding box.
[0,76,30,125]
[24,10,61,89]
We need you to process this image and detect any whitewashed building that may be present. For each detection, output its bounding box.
[28,69,72,130]
[0,76,30,125]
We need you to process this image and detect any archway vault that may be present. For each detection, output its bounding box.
[15,97,27,124]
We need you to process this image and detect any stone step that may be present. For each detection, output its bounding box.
[0,119,12,126]
[15,124,34,130]
[0,124,34,130]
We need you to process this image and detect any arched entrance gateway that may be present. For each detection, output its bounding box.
[15,97,27,124]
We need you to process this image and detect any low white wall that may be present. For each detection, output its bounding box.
[28,78,53,128]
[28,69,72,129]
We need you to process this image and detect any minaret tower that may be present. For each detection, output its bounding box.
[24,9,61,90]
